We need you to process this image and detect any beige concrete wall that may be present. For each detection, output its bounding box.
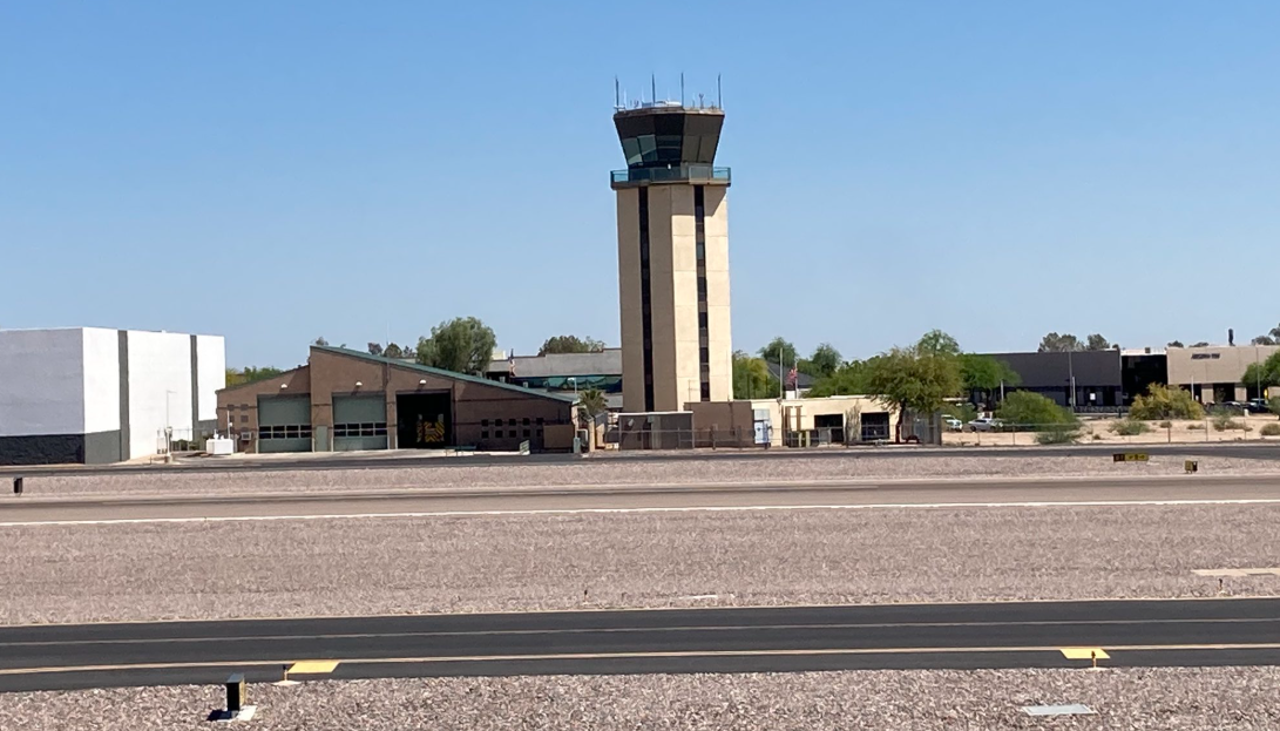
[615,182,733,412]
[615,188,645,413]
[1167,345,1278,388]
[703,186,732,402]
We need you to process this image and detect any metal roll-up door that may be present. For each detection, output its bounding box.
[333,395,388,451]
[256,395,312,453]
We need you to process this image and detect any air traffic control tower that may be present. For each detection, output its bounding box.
[611,100,732,413]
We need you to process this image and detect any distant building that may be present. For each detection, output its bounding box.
[0,327,225,465]
[1166,344,1278,403]
[218,345,576,454]
[983,350,1123,409]
[485,349,623,410]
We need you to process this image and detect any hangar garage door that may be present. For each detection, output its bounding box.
[333,394,388,451]
[257,395,312,453]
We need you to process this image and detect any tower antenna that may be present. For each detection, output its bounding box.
[651,74,656,104]
[717,74,722,108]
[680,72,685,106]
[614,76,620,108]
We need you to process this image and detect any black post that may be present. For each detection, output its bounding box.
[226,673,246,714]
[13,477,22,495]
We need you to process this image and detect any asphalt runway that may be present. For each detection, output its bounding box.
[1,599,1277,692]
[3,474,1280,523]
[3,441,1279,477]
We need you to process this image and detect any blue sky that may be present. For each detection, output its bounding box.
[3,2,1278,368]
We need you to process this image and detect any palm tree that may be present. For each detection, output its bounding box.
[577,388,608,425]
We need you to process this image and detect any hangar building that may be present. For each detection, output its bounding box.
[0,327,225,465]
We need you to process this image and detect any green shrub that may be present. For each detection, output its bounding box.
[1158,420,1173,429]
[1187,423,1204,430]
[1270,398,1280,416]
[1036,425,1082,445]
[1129,384,1205,421]
[1262,423,1280,437]
[944,403,978,424]
[1109,419,1150,436]
[997,391,1078,432]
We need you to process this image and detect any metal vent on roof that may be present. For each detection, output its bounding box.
[1022,704,1095,717]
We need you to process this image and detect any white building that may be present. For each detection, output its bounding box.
[0,328,226,465]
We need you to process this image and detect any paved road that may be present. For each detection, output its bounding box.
[3,441,1279,477]
[3,474,1280,523]
[1,599,1278,691]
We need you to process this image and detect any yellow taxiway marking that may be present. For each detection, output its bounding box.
[2,642,1278,677]
[288,660,339,674]
[1060,648,1109,660]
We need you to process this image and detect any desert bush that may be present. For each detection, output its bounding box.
[1036,424,1082,445]
[1270,398,1280,416]
[1187,423,1204,430]
[1158,420,1173,429]
[1109,419,1150,436]
[1129,384,1205,421]
[1262,423,1280,437]
[1211,411,1247,432]
[997,391,1077,431]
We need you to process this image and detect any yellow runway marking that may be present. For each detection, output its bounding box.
[3,643,1279,677]
[1060,648,1109,660]
[288,660,339,674]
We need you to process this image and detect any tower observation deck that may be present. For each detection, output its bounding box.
[610,103,731,188]
[610,100,733,412]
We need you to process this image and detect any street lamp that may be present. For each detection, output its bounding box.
[567,377,578,397]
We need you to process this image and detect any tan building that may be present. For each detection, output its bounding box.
[686,396,898,448]
[217,345,577,454]
[1166,344,1278,403]
[612,101,732,412]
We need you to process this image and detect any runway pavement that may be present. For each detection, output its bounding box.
[4,474,1280,523]
[1,599,1278,692]
[3,441,1279,477]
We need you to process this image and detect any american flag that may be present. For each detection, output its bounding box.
[787,366,798,386]
[508,356,516,378]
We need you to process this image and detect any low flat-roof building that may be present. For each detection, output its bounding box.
[218,345,577,454]
[983,350,1123,410]
[1166,344,1278,403]
[486,349,623,410]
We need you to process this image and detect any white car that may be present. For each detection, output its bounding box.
[967,417,1004,432]
[942,416,963,431]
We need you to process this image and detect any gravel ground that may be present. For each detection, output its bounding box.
[3,503,1278,624]
[18,453,1280,499]
[3,668,1279,730]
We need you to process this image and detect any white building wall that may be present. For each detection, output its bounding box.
[0,329,86,437]
[126,330,193,459]
[81,328,121,434]
[195,335,227,423]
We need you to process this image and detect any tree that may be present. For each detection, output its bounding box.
[1190,341,1210,348]
[225,366,284,388]
[806,343,843,378]
[1252,323,1280,346]
[1085,333,1111,351]
[733,351,779,399]
[577,387,608,424]
[415,317,497,375]
[539,335,606,356]
[1167,340,1185,348]
[917,329,961,357]
[1038,332,1082,352]
[806,360,871,398]
[383,342,408,360]
[758,337,798,367]
[959,354,1021,395]
[1242,351,1280,393]
[997,391,1077,429]
[367,342,384,357]
[1129,384,1205,421]
[314,336,329,347]
[864,332,964,442]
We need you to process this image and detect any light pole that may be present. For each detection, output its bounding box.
[568,377,578,397]
[164,390,176,454]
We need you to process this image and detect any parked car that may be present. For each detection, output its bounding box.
[1216,401,1250,415]
[967,417,1004,432]
[942,415,963,431]
[1246,398,1273,415]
